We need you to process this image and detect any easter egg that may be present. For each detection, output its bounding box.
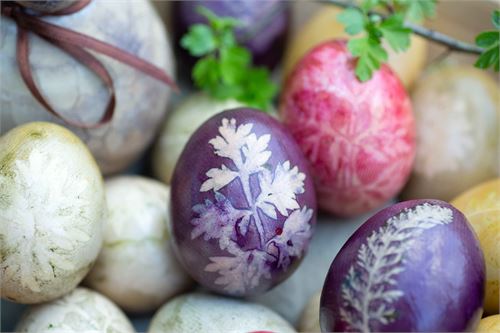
[299,291,321,333]
[452,178,500,315]
[173,0,289,71]
[0,122,105,304]
[148,293,296,333]
[84,176,193,313]
[171,108,316,296]
[283,6,427,87]
[0,0,175,174]
[320,200,485,332]
[477,315,500,332]
[15,288,134,332]
[401,66,499,201]
[280,40,415,217]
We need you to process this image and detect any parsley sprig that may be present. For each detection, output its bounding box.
[181,6,277,111]
[474,10,499,71]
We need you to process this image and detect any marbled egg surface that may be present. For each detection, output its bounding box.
[320,200,485,332]
[281,40,415,217]
[171,108,316,296]
[452,178,500,315]
[0,0,174,174]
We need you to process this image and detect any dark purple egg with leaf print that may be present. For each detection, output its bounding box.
[320,199,485,332]
[170,108,316,297]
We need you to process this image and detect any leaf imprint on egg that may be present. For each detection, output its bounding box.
[339,203,453,332]
[190,118,313,295]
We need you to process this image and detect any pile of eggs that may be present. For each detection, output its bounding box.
[1,1,499,332]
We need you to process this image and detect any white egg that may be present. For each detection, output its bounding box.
[148,292,296,333]
[299,291,321,333]
[15,287,134,332]
[0,122,105,304]
[84,176,193,313]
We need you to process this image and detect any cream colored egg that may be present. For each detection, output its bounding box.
[152,93,246,184]
[0,0,174,174]
[477,315,500,332]
[452,178,500,315]
[283,6,427,87]
[148,293,296,333]
[0,122,105,304]
[15,287,134,333]
[402,66,499,201]
[84,176,192,313]
[299,290,321,333]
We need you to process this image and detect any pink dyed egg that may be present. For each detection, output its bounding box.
[280,40,415,217]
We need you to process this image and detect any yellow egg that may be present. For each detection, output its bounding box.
[452,179,500,315]
[283,6,428,87]
[476,315,500,332]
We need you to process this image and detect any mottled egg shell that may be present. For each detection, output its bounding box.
[320,200,485,332]
[401,66,499,201]
[15,287,134,333]
[148,293,296,333]
[153,93,246,184]
[171,108,316,296]
[280,40,415,217]
[282,6,427,87]
[84,176,193,313]
[477,315,500,332]
[452,178,500,315]
[173,0,289,70]
[0,122,105,304]
[0,0,174,174]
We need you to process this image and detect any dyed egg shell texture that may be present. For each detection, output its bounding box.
[281,40,415,217]
[173,0,289,71]
[320,200,485,332]
[452,178,500,315]
[171,108,316,296]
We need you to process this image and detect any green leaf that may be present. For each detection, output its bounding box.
[180,24,216,57]
[196,6,239,31]
[239,68,277,111]
[361,0,381,12]
[348,37,388,81]
[492,10,500,30]
[192,56,219,89]
[396,0,436,22]
[220,46,251,84]
[337,8,365,35]
[475,31,500,48]
[379,14,412,52]
[475,47,499,70]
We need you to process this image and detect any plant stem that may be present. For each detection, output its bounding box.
[241,172,266,248]
[320,0,484,55]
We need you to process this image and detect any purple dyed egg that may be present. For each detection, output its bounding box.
[171,108,316,296]
[320,199,485,332]
[173,0,290,70]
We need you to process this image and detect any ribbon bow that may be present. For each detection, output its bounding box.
[1,1,178,129]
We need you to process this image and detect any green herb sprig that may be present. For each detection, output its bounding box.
[474,10,499,71]
[181,6,277,111]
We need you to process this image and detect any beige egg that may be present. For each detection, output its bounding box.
[477,315,500,332]
[402,66,499,201]
[84,176,192,313]
[452,178,500,315]
[283,6,427,87]
[15,287,134,333]
[0,0,174,175]
[148,293,296,333]
[299,291,321,332]
[0,122,105,304]
[152,93,246,184]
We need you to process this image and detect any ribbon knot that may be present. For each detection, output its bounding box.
[1,0,178,129]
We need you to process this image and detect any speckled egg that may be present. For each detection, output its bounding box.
[477,315,500,332]
[171,108,316,296]
[153,93,246,184]
[320,200,485,332]
[282,6,427,87]
[452,178,500,315]
[173,0,289,71]
[148,293,296,333]
[0,122,105,304]
[84,176,193,313]
[401,66,499,201]
[280,40,415,217]
[1,0,175,174]
[15,287,134,332]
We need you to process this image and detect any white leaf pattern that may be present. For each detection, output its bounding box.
[339,203,453,332]
[190,118,313,294]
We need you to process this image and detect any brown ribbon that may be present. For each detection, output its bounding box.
[2,1,178,129]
